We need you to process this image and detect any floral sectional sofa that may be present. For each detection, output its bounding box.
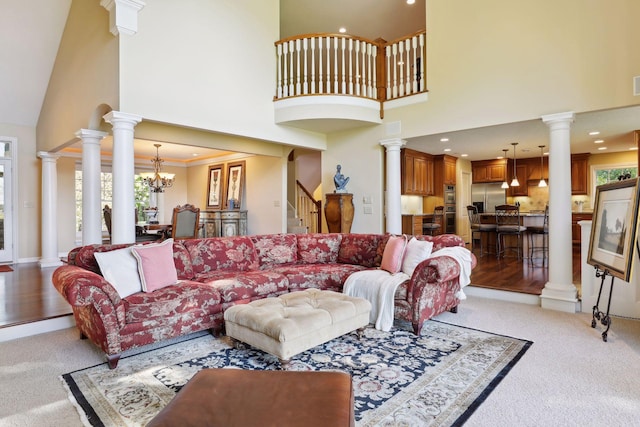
[53,233,476,368]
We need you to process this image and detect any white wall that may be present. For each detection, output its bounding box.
[119,0,326,151]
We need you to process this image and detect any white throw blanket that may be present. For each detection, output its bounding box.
[343,246,474,331]
[343,270,409,332]
[429,246,473,300]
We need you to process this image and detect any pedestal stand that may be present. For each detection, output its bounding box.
[591,266,615,342]
[325,193,354,233]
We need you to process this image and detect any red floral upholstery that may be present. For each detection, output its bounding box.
[53,232,475,368]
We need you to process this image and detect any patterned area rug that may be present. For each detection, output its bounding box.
[62,321,532,427]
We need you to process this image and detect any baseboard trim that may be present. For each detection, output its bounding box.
[0,315,75,343]
[466,286,541,305]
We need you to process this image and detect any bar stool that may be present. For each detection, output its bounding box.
[526,205,549,266]
[466,205,497,257]
[495,204,527,259]
[423,206,444,236]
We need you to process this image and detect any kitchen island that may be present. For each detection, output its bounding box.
[478,211,546,262]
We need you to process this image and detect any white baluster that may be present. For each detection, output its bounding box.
[386,45,391,99]
[318,37,323,93]
[405,39,411,95]
[398,41,404,97]
[411,36,418,93]
[326,36,331,93]
[371,44,377,99]
[310,38,315,94]
[283,42,289,97]
[295,39,301,95]
[360,41,366,97]
[276,43,283,98]
[367,43,373,98]
[349,38,354,95]
[392,43,398,99]
[333,36,339,93]
[288,40,295,96]
[419,33,425,92]
[303,38,308,94]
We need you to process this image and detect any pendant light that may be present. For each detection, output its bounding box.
[510,142,520,187]
[140,144,176,193]
[501,149,510,189]
[538,145,547,187]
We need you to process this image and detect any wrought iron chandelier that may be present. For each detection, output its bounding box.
[140,144,175,193]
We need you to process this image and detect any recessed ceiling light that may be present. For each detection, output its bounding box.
[497,155,504,159]
[630,147,639,151]
[444,148,451,152]
[594,139,604,144]
[597,147,607,150]
[589,131,600,136]
[461,154,468,157]
[440,138,449,142]
[192,153,199,157]
[339,27,346,33]
[407,0,416,4]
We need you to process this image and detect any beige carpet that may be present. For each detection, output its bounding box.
[1,296,639,426]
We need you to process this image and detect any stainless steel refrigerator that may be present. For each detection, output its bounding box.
[471,183,506,213]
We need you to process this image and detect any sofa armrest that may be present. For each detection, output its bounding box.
[52,265,125,328]
[411,255,461,287]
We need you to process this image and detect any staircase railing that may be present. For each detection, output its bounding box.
[296,180,321,234]
[274,30,427,106]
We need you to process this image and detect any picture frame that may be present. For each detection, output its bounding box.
[225,161,245,209]
[587,177,640,281]
[206,164,225,209]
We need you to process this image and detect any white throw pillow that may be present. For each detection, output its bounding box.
[401,237,434,277]
[94,247,143,298]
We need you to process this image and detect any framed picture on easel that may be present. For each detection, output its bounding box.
[225,161,245,210]
[587,177,640,281]
[206,164,224,209]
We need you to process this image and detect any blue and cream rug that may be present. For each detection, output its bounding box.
[61,321,532,426]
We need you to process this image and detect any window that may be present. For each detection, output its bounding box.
[75,168,151,234]
[594,165,637,186]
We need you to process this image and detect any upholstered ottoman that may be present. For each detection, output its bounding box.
[147,369,355,427]
[224,288,371,366]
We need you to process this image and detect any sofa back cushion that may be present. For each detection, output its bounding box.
[296,233,342,264]
[337,233,384,267]
[183,236,258,274]
[73,243,135,275]
[415,234,465,252]
[250,234,297,268]
[172,240,195,280]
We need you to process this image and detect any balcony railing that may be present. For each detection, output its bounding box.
[275,30,427,106]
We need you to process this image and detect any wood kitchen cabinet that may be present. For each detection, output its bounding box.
[401,148,434,196]
[571,153,590,195]
[507,163,528,196]
[433,154,457,196]
[471,159,507,183]
[572,212,592,244]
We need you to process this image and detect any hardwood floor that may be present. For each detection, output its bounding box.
[0,263,71,328]
[0,245,582,329]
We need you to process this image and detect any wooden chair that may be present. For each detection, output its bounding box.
[495,204,527,259]
[103,205,112,239]
[422,206,444,236]
[103,205,160,243]
[466,205,496,257]
[170,204,201,239]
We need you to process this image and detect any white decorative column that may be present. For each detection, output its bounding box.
[38,152,63,268]
[540,111,578,312]
[380,138,406,234]
[77,129,107,245]
[104,111,142,244]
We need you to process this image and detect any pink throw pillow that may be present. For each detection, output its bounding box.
[131,238,178,292]
[380,235,408,274]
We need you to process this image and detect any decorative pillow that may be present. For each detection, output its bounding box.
[297,233,342,264]
[251,234,297,267]
[131,238,179,292]
[337,234,383,267]
[380,235,408,274]
[401,237,434,277]
[94,247,143,298]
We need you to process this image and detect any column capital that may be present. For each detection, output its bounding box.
[103,110,143,126]
[76,129,108,141]
[37,151,61,161]
[100,0,146,36]
[379,138,407,150]
[541,111,575,126]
